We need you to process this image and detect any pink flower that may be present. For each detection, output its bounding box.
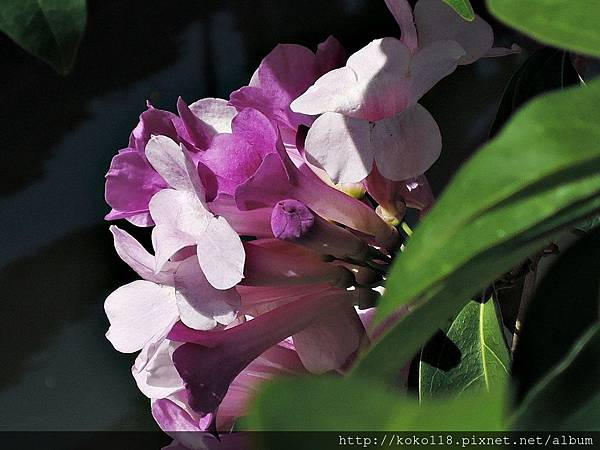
[290,0,515,184]
[145,135,245,290]
[104,226,241,353]
[229,37,345,137]
[104,99,236,226]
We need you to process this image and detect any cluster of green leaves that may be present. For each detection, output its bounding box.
[247,0,600,441]
[0,0,86,74]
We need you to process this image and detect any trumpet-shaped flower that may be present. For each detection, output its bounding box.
[145,135,245,290]
[291,0,515,184]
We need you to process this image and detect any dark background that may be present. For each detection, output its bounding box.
[0,0,526,431]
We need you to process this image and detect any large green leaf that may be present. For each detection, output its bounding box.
[248,376,504,438]
[512,228,600,403]
[442,0,474,21]
[490,48,579,137]
[512,324,600,430]
[487,0,600,58]
[352,80,600,384]
[0,0,87,74]
[419,298,510,400]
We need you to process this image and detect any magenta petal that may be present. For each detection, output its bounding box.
[230,43,325,130]
[176,97,215,150]
[104,149,167,224]
[315,35,346,74]
[129,105,179,154]
[201,109,277,195]
[170,289,358,415]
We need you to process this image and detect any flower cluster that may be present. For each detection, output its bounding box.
[103,0,513,445]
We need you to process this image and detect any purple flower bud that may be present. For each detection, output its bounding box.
[270,199,315,240]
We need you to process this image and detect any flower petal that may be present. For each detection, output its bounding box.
[105,280,178,353]
[384,0,418,51]
[104,149,167,223]
[304,112,373,184]
[196,215,245,290]
[133,335,183,398]
[175,97,216,150]
[409,40,465,104]
[110,225,174,284]
[145,135,205,198]
[292,38,412,121]
[188,98,236,134]
[149,189,211,271]
[174,257,240,329]
[315,35,346,74]
[414,0,493,65]
[129,105,179,154]
[170,289,358,415]
[293,304,365,373]
[372,104,441,181]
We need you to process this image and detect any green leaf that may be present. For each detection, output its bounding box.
[352,80,600,384]
[0,0,87,74]
[512,323,600,431]
[512,228,600,403]
[442,0,475,21]
[490,48,580,137]
[487,0,600,58]
[420,298,510,400]
[248,376,505,438]
[576,214,600,233]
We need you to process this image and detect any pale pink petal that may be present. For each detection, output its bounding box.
[409,40,465,104]
[188,98,236,134]
[150,190,212,271]
[110,225,174,284]
[145,136,205,198]
[372,104,441,181]
[289,67,358,116]
[196,216,245,290]
[133,336,183,398]
[105,281,178,353]
[292,304,365,373]
[303,112,373,184]
[292,38,412,121]
[384,0,418,51]
[124,212,155,227]
[414,0,493,65]
[174,257,240,330]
